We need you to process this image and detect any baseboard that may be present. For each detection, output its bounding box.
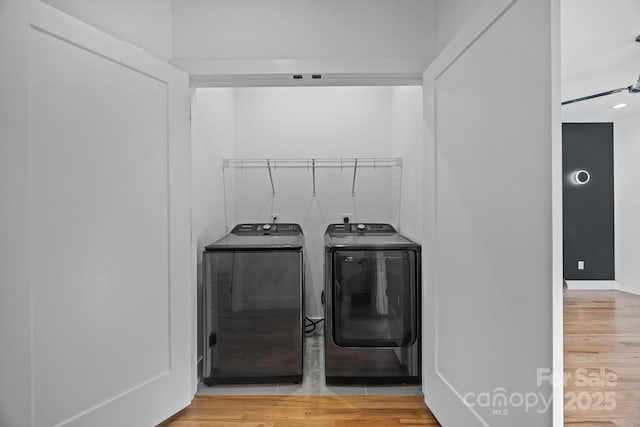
[566,280,616,290]
[613,281,640,296]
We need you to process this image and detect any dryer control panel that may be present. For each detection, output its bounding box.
[326,223,396,234]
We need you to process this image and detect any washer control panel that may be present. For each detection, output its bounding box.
[231,223,302,235]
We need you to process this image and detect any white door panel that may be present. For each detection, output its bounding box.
[27,2,192,426]
[422,0,559,425]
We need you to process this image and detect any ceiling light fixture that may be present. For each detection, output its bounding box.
[612,103,628,109]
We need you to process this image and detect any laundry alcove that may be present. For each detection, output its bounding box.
[190,83,424,377]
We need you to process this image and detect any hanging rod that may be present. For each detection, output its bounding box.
[223,157,402,169]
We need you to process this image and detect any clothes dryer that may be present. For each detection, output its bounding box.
[324,223,420,384]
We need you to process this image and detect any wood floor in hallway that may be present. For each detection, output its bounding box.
[564,290,640,427]
[158,395,441,426]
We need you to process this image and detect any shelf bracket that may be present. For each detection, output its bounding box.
[266,159,275,196]
[312,159,316,196]
[351,158,358,195]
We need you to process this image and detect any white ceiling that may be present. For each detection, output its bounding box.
[561,0,640,122]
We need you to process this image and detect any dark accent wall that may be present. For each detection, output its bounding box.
[563,123,614,280]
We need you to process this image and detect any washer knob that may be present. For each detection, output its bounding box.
[356,223,366,231]
[262,224,272,230]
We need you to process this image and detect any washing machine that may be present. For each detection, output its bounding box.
[203,223,304,385]
[324,223,421,385]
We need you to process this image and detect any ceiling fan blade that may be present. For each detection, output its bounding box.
[562,86,630,105]
[629,75,640,93]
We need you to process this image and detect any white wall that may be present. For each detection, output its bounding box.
[0,1,30,426]
[234,87,392,158]
[192,88,237,254]
[614,116,640,295]
[42,0,173,61]
[391,86,424,241]
[435,0,485,53]
[191,88,237,370]
[172,0,437,74]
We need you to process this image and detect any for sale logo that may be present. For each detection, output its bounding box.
[564,368,617,411]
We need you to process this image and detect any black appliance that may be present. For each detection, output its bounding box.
[203,223,304,385]
[324,223,421,385]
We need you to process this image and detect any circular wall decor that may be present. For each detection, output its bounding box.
[574,170,591,185]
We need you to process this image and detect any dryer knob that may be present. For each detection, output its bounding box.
[262,224,272,230]
[356,223,366,231]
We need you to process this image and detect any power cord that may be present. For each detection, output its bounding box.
[304,317,325,334]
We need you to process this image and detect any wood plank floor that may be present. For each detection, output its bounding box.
[159,395,441,426]
[564,290,640,427]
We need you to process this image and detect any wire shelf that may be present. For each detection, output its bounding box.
[223,157,402,169]
[222,157,402,196]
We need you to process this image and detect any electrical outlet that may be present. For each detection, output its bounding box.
[272,213,280,222]
[577,260,585,270]
[340,213,353,223]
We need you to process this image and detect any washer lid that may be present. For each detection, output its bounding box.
[204,223,304,251]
